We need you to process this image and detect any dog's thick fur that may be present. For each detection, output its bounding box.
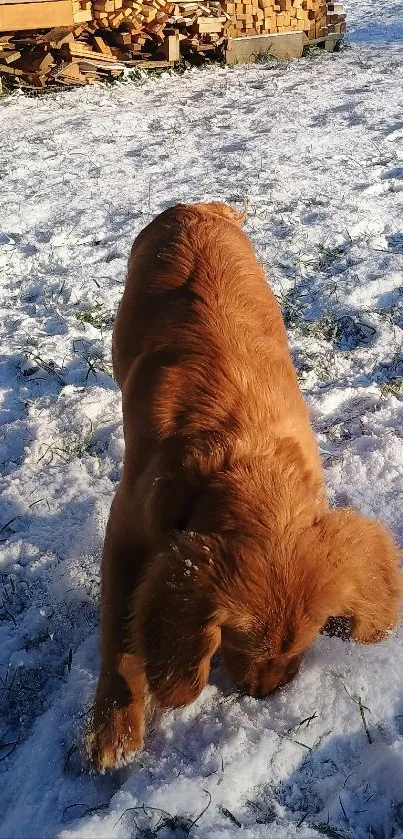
[87,202,402,772]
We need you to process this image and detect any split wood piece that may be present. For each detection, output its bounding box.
[52,59,88,82]
[93,32,113,51]
[39,26,76,48]
[73,10,93,23]
[94,0,116,9]
[0,48,20,61]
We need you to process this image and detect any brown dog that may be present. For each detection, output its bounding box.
[87,202,402,772]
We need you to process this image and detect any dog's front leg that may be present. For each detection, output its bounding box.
[86,501,150,772]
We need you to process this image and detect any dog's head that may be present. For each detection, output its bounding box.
[218,536,320,698]
[220,600,317,699]
[220,508,402,698]
[136,509,402,707]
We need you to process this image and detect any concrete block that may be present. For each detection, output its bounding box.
[226,31,304,64]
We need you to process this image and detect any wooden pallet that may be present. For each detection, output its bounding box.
[306,30,343,49]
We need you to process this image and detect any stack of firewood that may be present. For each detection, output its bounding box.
[0,0,230,87]
[88,0,228,58]
[166,1,228,57]
[0,0,345,88]
[224,0,345,40]
[0,27,132,86]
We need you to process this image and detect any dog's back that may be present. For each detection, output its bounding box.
[113,202,269,388]
[113,202,320,489]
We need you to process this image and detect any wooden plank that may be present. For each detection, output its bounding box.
[303,31,343,44]
[77,56,124,69]
[62,41,118,61]
[194,17,225,32]
[0,1,74,31]
[125,58,171,67]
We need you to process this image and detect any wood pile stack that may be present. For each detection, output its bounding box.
[166,1,228,59]
[0,0,346,88]
[224,0,345,41]
[88,0,228,59]
[0,0,231,86]
[0,27,131,86]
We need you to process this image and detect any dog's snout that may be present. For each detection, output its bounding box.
[239,655,302,699]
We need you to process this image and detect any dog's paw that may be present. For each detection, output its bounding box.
[86,702,144,773]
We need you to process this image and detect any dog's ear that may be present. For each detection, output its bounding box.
[306,509,402,642]
[135,534,222,708]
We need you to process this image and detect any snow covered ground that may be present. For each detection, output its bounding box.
[1,1,403,836]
